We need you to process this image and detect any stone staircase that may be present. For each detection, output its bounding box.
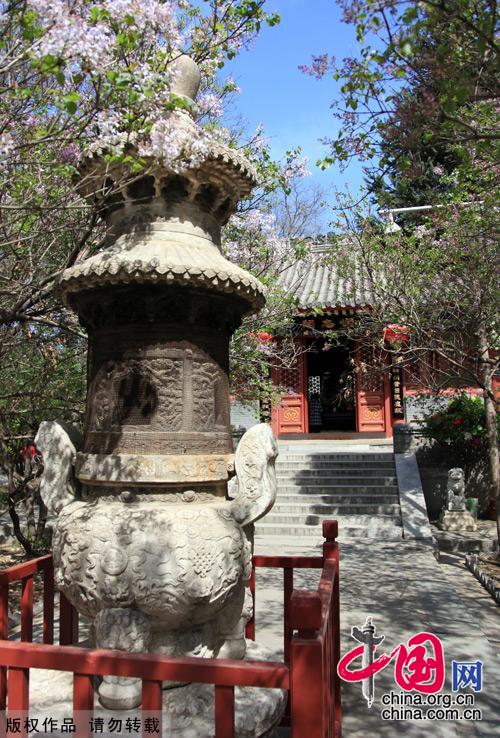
[255,446,403,539]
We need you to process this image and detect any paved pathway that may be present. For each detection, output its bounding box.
[254,535,499,738]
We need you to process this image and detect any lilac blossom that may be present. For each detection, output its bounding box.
[87,109,135,156]
[298,54,331,80]
[28,1,113,72]
[250,123,267,154]
[283,156,311,180]
[197,92,224,118]
[102,0,179,37]
[59,143,81,164]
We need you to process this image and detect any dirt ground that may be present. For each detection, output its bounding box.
[0,537,29,568]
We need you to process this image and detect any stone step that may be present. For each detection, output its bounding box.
[276,462,395,470]
[278,474,397,487]
[272,502,401,515]
[277,468,395,478]
[276,493,400,504]
[278,452,394,464]
[432,529,499,555]
[277,454,394,461]
[255,521,404,539]
[277,484,399,495]
[276,470,396,485]
[264,510,401,523]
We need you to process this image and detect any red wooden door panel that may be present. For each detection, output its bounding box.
[271,352,308,435]
[355,343,387,433]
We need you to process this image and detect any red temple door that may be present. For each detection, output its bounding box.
[271,352,308,435]
[355,343,390,434]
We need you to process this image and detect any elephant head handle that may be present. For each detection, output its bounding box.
[228,423,279,527]
[34,421,83,515]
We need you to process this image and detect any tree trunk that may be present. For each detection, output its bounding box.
[478,325,500,551]
[6,465,37,557]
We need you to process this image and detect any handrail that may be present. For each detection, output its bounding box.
[0,554,52,584]
[0,520,341,738]
[0,639,290,688]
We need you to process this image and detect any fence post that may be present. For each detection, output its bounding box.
[283,566,293,663]
[323,520,341,737]
[0,575,7,711]
[43,564,54,645]
[290,590,323,738]
[322,520,338,561]
[59,592,78,646]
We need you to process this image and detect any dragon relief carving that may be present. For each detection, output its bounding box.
[87,357,183,433]
[192,360,218,430]
[34,421,83,515]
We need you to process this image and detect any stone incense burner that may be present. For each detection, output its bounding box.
[36,57,284,731]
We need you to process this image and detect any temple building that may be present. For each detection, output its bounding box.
[268,245,396,438]
[260,245,493,439]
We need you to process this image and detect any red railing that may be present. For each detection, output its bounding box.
[0,520,341,738]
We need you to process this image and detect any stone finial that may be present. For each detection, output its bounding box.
[170,54,201,104]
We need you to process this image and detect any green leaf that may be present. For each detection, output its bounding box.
[61,91,80,114]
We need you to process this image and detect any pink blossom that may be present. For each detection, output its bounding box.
[59,143,80,164]
[197,91,224,118]
[299,54,331,80]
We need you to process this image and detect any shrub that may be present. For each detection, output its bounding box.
[421,393,494,479]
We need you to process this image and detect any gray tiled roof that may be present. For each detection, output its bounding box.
[277,247,375,310]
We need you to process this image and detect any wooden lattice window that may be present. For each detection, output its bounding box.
[280,362,302,394]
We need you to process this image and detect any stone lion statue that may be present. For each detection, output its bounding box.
[446,467,466,511]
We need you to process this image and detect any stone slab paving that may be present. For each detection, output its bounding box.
[254,536,499,738]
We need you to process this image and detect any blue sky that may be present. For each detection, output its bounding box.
[223,0,366,217]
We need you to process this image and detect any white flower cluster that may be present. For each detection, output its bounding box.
[283,156,311,181]
[139,112,194,165]
[102,0,179,37]
[87,110,138,156]
[28,0,113,71]
[196,91,224,118]
[27,1,182,73]
[224,209,291,269]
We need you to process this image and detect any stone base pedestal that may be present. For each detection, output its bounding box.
[438,510,477,532]
[24,642,286,738]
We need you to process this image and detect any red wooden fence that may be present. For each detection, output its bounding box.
[0,521,341,738]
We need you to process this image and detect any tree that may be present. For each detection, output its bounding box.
[301,0,498,196]
[223,175,325,405]
[301,0,499,544]
[330,191,499,543]
[0,0,284,553]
